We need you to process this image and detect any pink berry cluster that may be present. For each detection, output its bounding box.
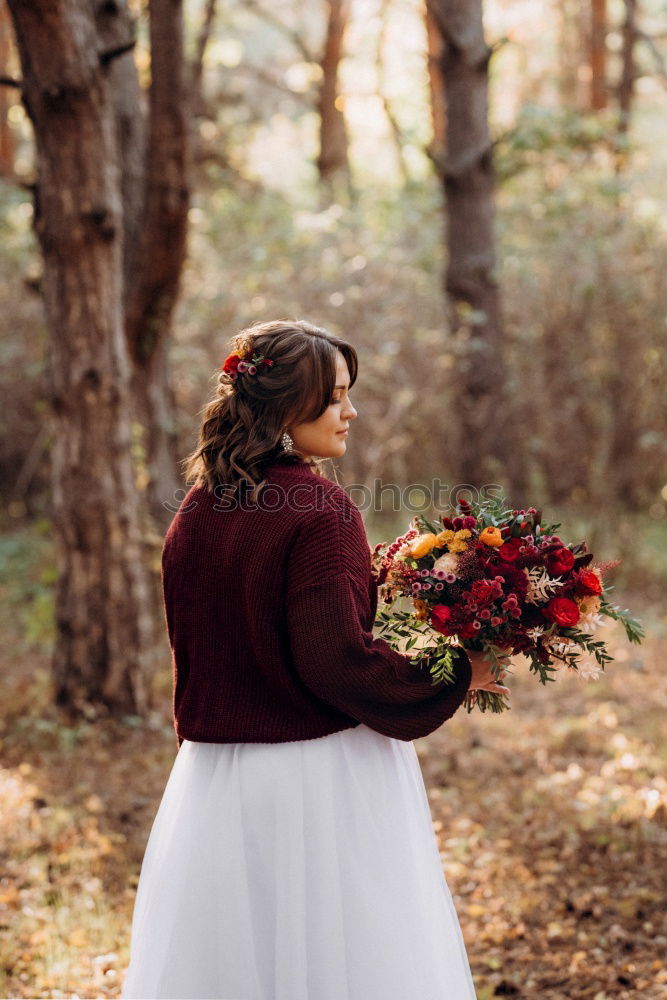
[372,527,418,586]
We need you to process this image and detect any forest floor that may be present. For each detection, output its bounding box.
[0,595,665,1000]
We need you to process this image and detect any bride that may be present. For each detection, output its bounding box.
[121,318,509,999]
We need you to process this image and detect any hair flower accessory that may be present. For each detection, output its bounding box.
[222,351,275,382]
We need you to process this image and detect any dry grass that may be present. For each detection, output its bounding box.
[0,591,664,998]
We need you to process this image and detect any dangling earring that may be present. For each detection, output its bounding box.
[281,430,293,451]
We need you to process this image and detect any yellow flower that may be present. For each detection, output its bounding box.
[479,526,504,547]
[448,529,471,553]
[413,598,429,622]
[409,533,438,558]
[436,528,471,553]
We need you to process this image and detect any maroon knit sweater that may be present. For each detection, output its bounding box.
[162,458,472,749]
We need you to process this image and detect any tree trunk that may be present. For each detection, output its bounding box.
[7,0,157,719]
[94,0,147,301]
[124,0,189,526]
[427,0,512,493]
[316,0,352,204]
[590,0,607,110]
[0,3,16,177]
[425,1,446,171]
[617,0,637,146]
[559,0,588,110]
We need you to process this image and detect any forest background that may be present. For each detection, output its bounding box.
[0,0,665,997]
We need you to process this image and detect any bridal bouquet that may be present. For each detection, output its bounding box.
[372,496,643,713]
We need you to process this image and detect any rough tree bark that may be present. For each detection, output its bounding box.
[124,0,189,525]
[6,0,157,718]
[426,0,513,494]
[93,0,146,302]
[316,0,352,203]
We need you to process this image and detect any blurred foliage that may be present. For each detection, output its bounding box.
[0,182,49,514]
[2,144,667,585]
[493,104,625,182]
[0,522,55,654]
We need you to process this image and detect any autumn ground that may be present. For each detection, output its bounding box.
[0,535,665,999]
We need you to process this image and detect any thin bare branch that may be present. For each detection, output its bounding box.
[192,0,218,92]
[242,0,315,63]
[233,61,315,106]
[375,0,410,184]
[637,28,667,86]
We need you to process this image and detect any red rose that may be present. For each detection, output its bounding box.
[575,569,602,596]
[457,621,478,639]
[431,604,454,635]
[543,597,580,627]
[545,547,575,576]
[498,538,522,563]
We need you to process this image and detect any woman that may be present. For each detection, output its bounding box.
[121,319,509,1000]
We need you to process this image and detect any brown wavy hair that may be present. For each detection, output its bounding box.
[182,319,358,500]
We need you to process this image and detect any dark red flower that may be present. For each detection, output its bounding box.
[574,569,602,596]
[431,604,454,635]
[494,564,528,598]
[545,547,575,576]
[543,597,580,627]
[469,578,498,606]
[498,538,522,563]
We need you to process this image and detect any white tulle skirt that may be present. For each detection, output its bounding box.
[121,723,476,1000]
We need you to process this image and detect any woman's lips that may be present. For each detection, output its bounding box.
[336,430,349,435]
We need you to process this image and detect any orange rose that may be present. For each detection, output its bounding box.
[479,526,504,547]
[409,533,438,558]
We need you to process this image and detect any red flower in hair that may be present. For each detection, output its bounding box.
[222,353,241,375]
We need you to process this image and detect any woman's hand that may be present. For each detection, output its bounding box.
[466,649,511,697]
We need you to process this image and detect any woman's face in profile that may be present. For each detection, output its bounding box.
[290,351,357,461]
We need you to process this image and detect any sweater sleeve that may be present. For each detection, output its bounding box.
[285,493,472,741]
